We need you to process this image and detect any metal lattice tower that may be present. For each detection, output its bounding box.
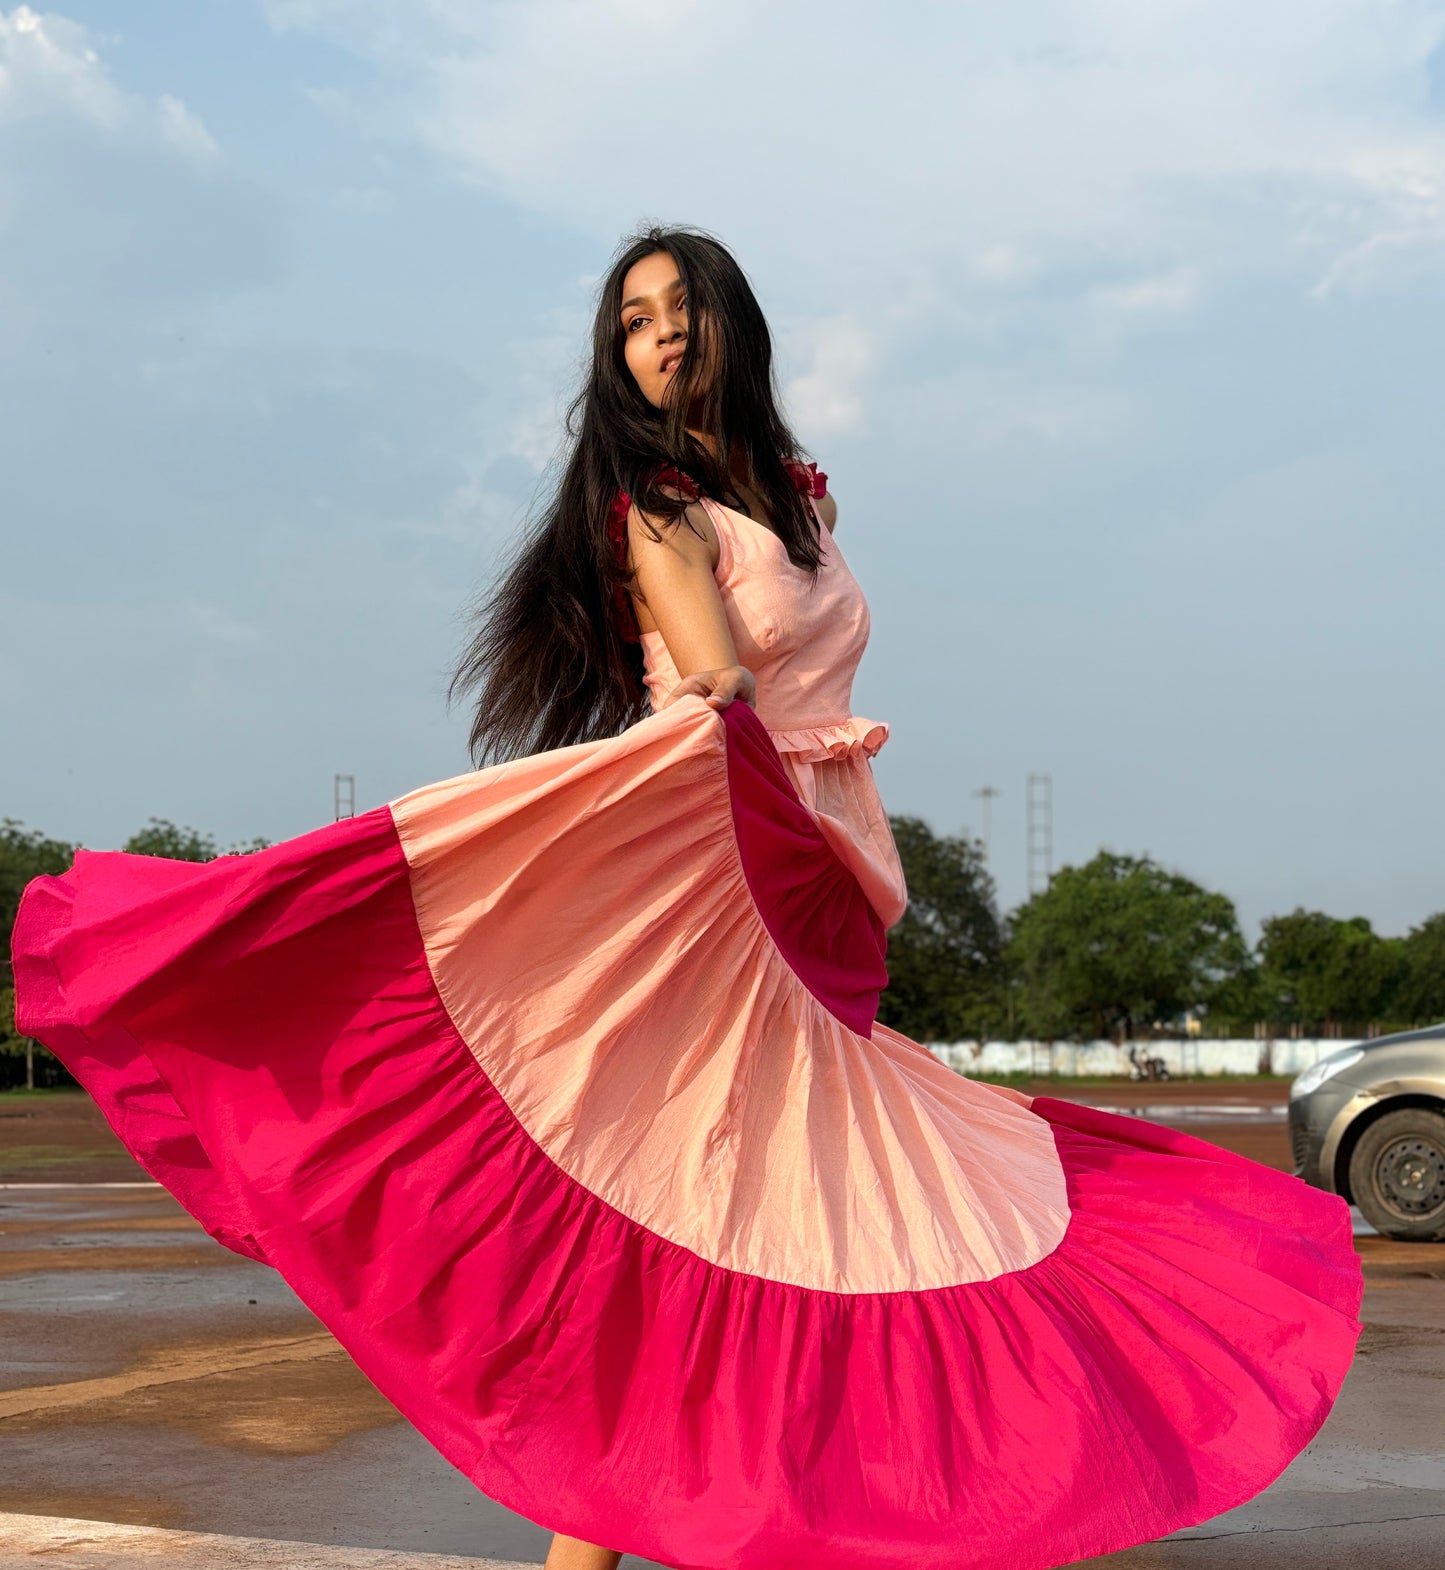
[334,774,356,822]
[1026,773,1053,897]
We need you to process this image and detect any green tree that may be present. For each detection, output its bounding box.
[1,821,81,1087]
[123,818,220,861]
[1200,954,1278,1035]
[1397,913,1445,1025]
[878,815,1007,1044]
[1,819,78,941]
[1258,909,1404,1028]
[3,817,268,1089]
[122,819,271,861]
[1007,851,1249,1042]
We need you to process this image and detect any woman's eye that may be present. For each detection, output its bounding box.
[623,297,683,332]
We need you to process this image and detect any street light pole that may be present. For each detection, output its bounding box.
[973,785,1001,870]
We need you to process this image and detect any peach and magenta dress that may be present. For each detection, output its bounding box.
[11,460,1361,1570]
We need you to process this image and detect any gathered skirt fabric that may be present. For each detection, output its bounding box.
[11,694,1362,1570]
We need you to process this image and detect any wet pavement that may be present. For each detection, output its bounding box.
[0,1182,563,1563]
[0,1514,531,1568]
[1080,1102,1288,1121]
[1,1088,1442,1567]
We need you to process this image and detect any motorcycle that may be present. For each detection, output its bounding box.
[1127,1045,1172,1082]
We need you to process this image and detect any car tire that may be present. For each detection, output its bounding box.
[1347,1108,1445,1242]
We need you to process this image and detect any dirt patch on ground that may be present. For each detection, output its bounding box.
[0,1330,401,1455]
[0,1243,243,1278]
[1017,1077,1291,1107]
[0,1213,198,1239]
[0,1187,247,1278]
[0,1095,148,1183]
[1181,1123,1291,1171]
[0,1489,186,1530]
[1355,1235,1445,1283]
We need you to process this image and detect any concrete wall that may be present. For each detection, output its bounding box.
[925,1037,1362,1078]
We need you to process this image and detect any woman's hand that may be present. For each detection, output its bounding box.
[665,664,756,711]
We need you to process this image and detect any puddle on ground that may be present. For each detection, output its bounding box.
[1086,1103,1289,1121]
[0,1266,299,1314]
[0,1230,207,1254]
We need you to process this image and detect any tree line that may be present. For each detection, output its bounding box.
[4,813,1444,1088]
[879,817,1445,1044]
[1,817,270,1088]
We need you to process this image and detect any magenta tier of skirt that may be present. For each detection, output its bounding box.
[12,695,1362,1570]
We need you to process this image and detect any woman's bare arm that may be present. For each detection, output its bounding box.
[626,501,756,709]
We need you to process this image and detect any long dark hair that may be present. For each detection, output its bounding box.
[449,223,822,766]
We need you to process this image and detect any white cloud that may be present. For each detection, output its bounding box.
[0,5,125,127]
[1309,145,1445,295]
[0,5,217,156]
[0,8,272,342]
[177,599,266,648]
[255,0,1445,439]
[1089,267,1199,315]
[970,245,1039,286]
[261,0,1445,302]
[158,92,219,164]
[892,369,1132,459]
[783,315,874,437]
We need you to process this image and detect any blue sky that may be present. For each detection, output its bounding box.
[2,1,1443,938]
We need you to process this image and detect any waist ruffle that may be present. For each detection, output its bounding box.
[766,715,889,764]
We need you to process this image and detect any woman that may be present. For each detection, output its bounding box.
[12,224,1361,1570]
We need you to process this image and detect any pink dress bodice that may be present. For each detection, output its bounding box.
[639,496,908,928]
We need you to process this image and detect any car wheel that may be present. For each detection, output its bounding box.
[1348,1108,1445,1242]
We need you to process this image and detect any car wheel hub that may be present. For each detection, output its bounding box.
[1375,1136,1445,1218]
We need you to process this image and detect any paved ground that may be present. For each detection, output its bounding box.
[0,1515,531,1570]
[1,1085,1441,1567]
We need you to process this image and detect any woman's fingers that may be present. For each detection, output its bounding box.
[666,666,756,710]
[707,666,757,709]
[702,670,738,709]
[665,675,705,705]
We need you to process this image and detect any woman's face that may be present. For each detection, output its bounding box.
[619,250,708,410]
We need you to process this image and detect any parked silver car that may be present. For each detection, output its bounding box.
[1288,1022,1445,1241]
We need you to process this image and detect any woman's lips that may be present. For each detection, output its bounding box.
[660,349,684,373]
